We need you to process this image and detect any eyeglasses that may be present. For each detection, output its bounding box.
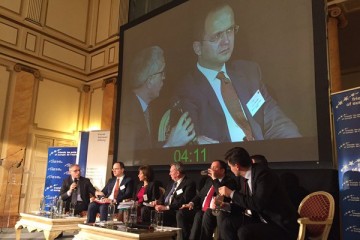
[72,169,80,172]
[203,25,239,43]
[149,70,166,80]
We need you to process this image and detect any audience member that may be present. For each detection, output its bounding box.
[155,162,196,240]
[218,147,299,240]
[251,154,268,166]
[87,162,134,223]
[59,164,96,216]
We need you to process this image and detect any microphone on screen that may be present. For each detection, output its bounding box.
[200,170,209,176]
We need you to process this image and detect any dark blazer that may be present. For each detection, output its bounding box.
[191,175,237,209]
[160,176,196,210]
[134,181,161,203]
[231,163,299,239]
[118,92,152,151]
[177,60,301,142]
[59,176,96,210]
[102,175,134,203]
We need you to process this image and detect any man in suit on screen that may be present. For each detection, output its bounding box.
[118,46,196,153]
[59,164,96,216]
[86,162,134,223]
[218,147,299,240]
[176,0,300,144]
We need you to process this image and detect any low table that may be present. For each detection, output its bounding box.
[74,223,180,240]
[15,212,86,240]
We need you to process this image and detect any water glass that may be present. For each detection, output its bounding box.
[156,211,164,230]
[69,202,75,216]
[212,195,224,216]
[108,203,116,221]
[150,210,157,228]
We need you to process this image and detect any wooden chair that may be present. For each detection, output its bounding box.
[297,191,335,240]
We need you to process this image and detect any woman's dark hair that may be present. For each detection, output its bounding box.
[139,165,154,182]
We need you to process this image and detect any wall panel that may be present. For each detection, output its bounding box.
[34,79,81,133]
[45,0,88,42]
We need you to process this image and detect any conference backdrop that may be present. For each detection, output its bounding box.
[332,87,360,240]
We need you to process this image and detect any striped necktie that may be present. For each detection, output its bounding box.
[217,71,254,141]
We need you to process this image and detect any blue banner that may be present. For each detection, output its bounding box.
[331,87,360,239]
[44,147,77,211]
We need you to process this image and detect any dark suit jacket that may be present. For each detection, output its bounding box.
[134,181,160,203]
[191,175,237,209]
[59,176,96,210]
[160,176,196,210]
[118,92,152,151]
[231,163,299,238]
[177,60,301,142]
[102,175,134,203]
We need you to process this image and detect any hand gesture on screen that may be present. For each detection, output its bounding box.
[164,112,196,147]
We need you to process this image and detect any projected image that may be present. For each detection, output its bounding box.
[116,0,328,165]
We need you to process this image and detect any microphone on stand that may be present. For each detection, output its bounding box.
[0,148,25,167]
[15,158,24,168]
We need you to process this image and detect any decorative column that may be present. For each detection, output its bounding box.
[327,5,348,93]
[101,77,117,155]
[0,63,40,226]
[81,84,91,130]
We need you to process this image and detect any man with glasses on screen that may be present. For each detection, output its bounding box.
[176,0,300,144]
[119,45,196,152]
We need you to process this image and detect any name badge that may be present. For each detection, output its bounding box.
[120,185,126,190]
[176,189,183,195]
[246,90,265,116]
[143,194,148,201]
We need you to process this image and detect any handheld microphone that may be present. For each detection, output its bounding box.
[74,178,79,190]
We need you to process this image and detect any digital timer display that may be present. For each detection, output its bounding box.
[173,148,207,163]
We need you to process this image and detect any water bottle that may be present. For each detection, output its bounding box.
[57,198,64,215]
[129,201,137,226]
[39,197,45,213]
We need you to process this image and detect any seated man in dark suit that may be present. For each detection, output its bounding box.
[218,147,299,240]
[59,164,96,216]
[87,162,134,223]
[181,160,237,240]
[154,162,196,240]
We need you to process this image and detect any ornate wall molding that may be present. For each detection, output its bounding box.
[82,84,91,93]
[14,63,42,80]
[102,77,117,89]
[328,5,348,28]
